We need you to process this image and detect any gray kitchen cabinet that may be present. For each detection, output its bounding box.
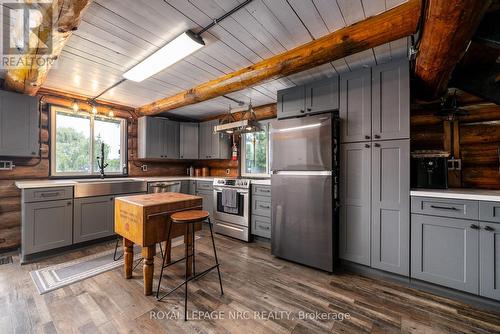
[371,60,410,140]
[251,185,271,239]
[137,117,179,159]
[0,90,39,157]
[199,120,230,159]
[277,85,306,119]
[179,122,199,159]
[339,142,371,266]
[137,116,163,159]
[22,199,73,256]
[340,68,372,143]
[180,181,190,194]
[162,119,180,159]
[74,195,115,243]
[411,214,479,294]
[479,221,500,301]
[371,139,410,276]
[305,77,339,114]
[479,201,500,223]
[197,190,213,218]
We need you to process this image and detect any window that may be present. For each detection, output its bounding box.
[50,106,127,176]
[241,123,270,177]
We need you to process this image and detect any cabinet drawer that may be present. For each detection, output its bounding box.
[23,187,73,203]
[196,181,213,191]
[252,185,271,197]
[479,201,500,223]
[411,196,479,220]
[251,215,271,238]
[252,195,271,217]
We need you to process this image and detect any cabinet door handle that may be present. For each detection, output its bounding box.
[430,205,457,211]
[470,224,480,230]
[260,204,270,209]
[374,134,381,139]
[67,201,72,206]
[374,143,381,147]
[300,110,305,113]
[41,192,60,198]
[110,197,114,201]
[365,144,370,148]
[307,108,312,112]
[484,226,495,232]
[365,135,371,140]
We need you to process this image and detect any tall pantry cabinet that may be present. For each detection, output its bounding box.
[339,59,411,276]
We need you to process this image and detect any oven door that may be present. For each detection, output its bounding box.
[213,188,249,227]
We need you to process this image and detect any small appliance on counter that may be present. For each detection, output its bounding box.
[411,151,449,189]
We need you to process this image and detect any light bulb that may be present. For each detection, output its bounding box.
[108,110,114,117]
[92,106,98,115]
[72,101,79,113]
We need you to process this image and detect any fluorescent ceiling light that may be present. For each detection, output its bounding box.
[123,31,204,82]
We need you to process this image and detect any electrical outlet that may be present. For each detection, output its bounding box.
[225,168,230,175]
[0,161,14,170]
[141,165,148,172]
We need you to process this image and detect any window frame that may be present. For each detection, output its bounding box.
[50,105,127,177]
[240,121,271,178]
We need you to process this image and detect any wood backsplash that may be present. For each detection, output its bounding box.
[411,91,500,189]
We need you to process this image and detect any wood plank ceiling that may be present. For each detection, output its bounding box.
[41,0,410,119]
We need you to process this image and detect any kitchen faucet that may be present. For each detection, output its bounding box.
[96,143,109,179]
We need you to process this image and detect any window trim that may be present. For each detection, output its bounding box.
[50,105,127,177]
[240,121,271,178]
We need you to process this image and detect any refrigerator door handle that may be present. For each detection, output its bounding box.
[271,171,332,176]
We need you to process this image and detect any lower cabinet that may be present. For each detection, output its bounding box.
[250,185,271,239]
[23,199,73,255]
[251,215,271,238]
[74,196,115,243]
[197,190,213,218]
[339,142,372,266]
[411,214,479,294]
[480,221,500,301]
[371,140,410,276]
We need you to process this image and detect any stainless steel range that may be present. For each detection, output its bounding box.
[212,178,251,242]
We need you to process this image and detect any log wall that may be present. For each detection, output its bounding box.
[411,97,500,189]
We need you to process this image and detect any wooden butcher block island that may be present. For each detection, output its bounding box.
[115,192,202,295]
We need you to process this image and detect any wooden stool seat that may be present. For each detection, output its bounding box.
[171,210,209,223]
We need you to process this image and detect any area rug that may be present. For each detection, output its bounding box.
[30,236,199,294]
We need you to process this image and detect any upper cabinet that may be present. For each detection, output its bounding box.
[340,60,410,143]
[179,122,199,159]
[199,119,231,160]
[372,60,410,140]
[340,68,372,143]
[277,77,339,119]
[0,90,39,157]
[137,117,179,159]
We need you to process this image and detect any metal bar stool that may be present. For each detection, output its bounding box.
[156,210,223,321]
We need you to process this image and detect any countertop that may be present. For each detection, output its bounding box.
[411,188,500,202]
[15,176,271,189]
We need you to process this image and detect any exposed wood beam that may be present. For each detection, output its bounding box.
[139,0,421,116]
[38,88,136,119]
[414,0,492,100]
[203,103,277,122]
[4,0,93,96]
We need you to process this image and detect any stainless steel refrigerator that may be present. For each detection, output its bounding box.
[270,112,339,272]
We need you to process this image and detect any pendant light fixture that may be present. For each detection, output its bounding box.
[72,100,79,113]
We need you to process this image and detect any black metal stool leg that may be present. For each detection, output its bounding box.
[192,223,196,277]
[156,220,172,299]
[113,237,123,261]
[208,218,224,296]
[184,224,189,321]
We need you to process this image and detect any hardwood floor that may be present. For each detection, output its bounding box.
[1,231,499,334]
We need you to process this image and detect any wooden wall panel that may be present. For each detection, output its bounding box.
[411,95,500,190]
